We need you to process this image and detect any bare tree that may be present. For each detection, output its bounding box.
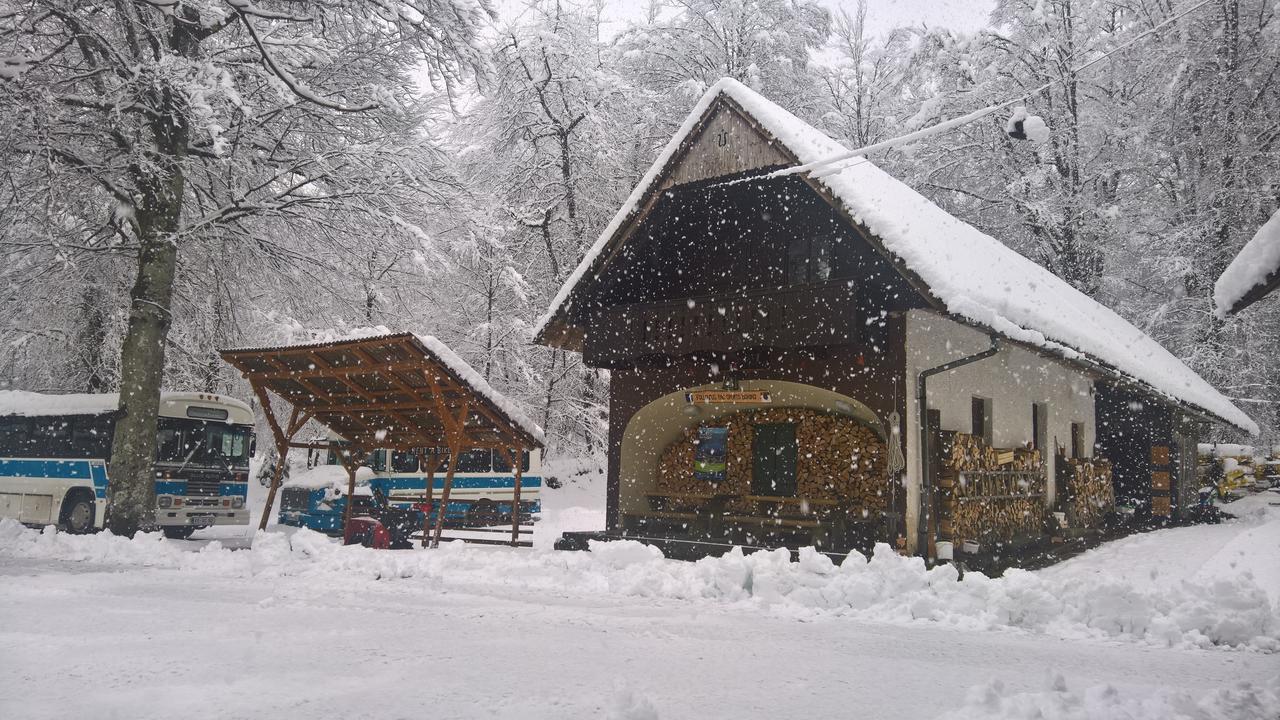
[0,0,490,533]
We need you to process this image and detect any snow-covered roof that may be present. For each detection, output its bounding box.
[1215,209,1280,318]
[535,78,1256,435]
[0,390,255,425]
[223,329,545,445]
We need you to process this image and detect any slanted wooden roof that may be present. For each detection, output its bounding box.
[533,77,1256,435]
[220,332,543,451]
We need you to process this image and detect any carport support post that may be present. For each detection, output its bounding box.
[253,386,298,533]
[418,448,436,548]
[429,440,461,549]
[508,445,524,546]
[339,446,364,536]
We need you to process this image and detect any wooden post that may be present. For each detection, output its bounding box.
[430,438,461,549]
[418,448,436,548]
[261,436,290,531]
[505,445,524,546]
[340,446,363,535]
[253,387,296,532]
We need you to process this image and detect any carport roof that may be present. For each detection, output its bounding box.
[220,332,543,451]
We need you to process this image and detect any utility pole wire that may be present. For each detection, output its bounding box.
[758,0,1215,183]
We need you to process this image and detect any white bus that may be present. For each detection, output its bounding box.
[0,391,255,538]
[277,440,542,533]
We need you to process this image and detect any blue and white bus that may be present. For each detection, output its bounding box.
[0,391,255,538]
[278,443,541,534]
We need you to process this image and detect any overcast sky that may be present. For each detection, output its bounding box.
[493,0,996,38]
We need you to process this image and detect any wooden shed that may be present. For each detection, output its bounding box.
[538,78,1255,563]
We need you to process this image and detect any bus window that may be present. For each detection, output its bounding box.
[155,419,253,466]
[157,424,186,461]
[69,416,113,458]
[456,449,492,473]
[364,449,386,472]
[30,418,71,457]
[492,450,531,473]
[0,417,30,456]
[391,450,419,473]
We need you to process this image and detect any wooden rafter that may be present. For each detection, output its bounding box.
[219,333,544,538]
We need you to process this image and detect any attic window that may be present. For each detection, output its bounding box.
[787,233,833,284]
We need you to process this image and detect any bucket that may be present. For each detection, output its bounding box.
[935,541,954,561]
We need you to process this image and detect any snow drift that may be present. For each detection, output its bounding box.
[940,674,1279,720]
[2,520,1275,653]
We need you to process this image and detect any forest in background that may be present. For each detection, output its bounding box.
[3,0,1278,452]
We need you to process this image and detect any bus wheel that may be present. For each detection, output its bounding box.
[466,499,501,527]
[162,526,197,540]
[60,492,95,534]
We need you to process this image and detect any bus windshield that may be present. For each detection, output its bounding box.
[156,418,252,468]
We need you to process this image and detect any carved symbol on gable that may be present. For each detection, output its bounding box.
[716,129,729,147]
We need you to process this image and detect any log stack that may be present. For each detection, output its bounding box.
[1064,458,1114,529]
[939,433,1047,544]
[945,433,1042,471]
[656,407,889,514]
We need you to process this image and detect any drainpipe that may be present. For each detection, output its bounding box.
[916,336,1001,559]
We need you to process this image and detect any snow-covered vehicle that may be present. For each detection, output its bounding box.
[277,463,380,535]
[0,391,255,538]
[276,440,542,534]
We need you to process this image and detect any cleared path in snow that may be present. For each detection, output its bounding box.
[0,554,1274,720]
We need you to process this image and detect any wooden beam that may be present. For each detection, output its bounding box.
[429,430,463,549]
[250,360,439,381]
[253,383,297,533]
[498,445,524,546]
[338,444,364,535]
[418,448,436,548]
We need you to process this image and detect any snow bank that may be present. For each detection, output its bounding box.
[3,520,1276,653]
[1215,209,1280,318]
[940,674,1279,720]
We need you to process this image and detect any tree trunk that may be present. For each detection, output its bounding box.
[106,212,180,535]
[106,15,194,535]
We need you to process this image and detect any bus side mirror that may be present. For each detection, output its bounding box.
[249,436,257,458]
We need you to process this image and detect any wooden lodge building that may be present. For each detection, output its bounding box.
[538,79,1257,562]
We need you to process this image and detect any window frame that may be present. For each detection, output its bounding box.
[786,232,837,285]
[971,396,993,445]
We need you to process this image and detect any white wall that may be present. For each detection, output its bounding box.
[902,310,1096,554]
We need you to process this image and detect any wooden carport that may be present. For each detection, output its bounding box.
[219,332,545,547]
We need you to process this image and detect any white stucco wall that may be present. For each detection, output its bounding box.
[903,310,1096,554]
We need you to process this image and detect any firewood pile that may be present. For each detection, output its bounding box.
[946,433,1041,471]
[1063,458,1114,528]
[939,433,1046,544]
[656,408,888,513]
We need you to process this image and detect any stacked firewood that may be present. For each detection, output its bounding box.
[946,433,1042,471]
[947,433,994,470]
[656,408,888,513]
[943,497,1043,543]
[1064,458,1114,528]
[939,433,1047,544]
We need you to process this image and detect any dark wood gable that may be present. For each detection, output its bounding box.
[579,172,927,368]
[656,103,792,189]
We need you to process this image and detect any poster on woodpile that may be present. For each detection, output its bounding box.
[693,426,729,482]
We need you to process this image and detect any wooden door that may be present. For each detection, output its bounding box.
[752,423,797,496]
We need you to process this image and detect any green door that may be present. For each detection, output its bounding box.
[752,423,797,496]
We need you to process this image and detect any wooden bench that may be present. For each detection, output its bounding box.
[743,495,839,516]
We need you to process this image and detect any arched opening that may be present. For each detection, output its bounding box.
[618,379,889,550]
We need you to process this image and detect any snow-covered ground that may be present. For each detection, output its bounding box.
[1,472,1277,719]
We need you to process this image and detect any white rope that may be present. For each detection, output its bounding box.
[763,0,1215,182]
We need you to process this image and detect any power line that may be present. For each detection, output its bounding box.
[765,0,1215,183]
